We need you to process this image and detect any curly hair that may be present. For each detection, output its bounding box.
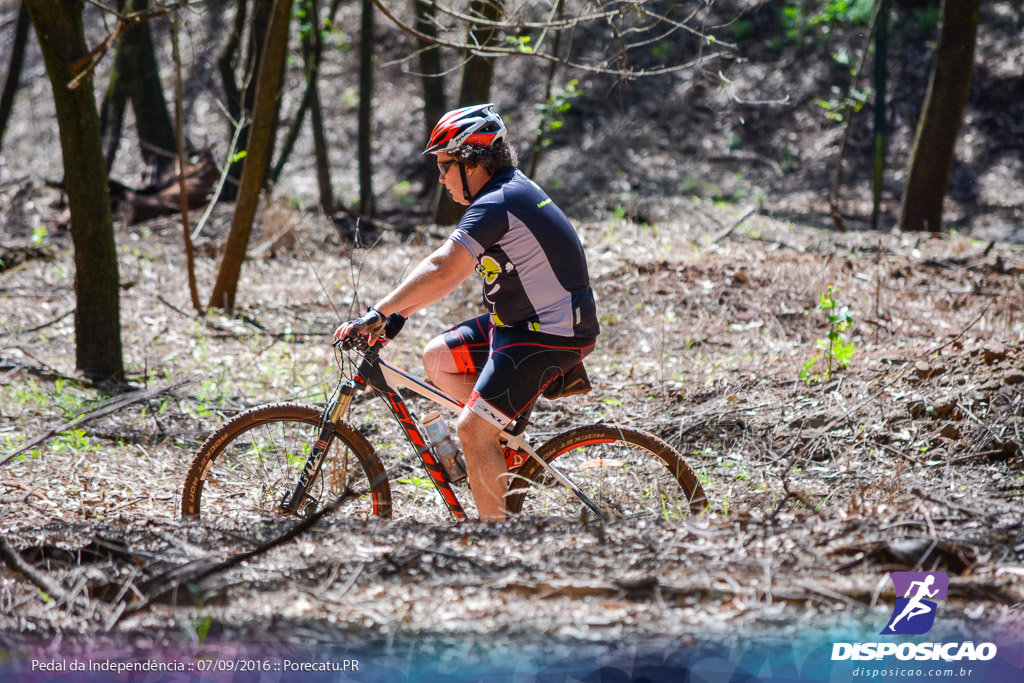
[451,140,519,174]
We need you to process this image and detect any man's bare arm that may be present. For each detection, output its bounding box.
[373,240,477,317]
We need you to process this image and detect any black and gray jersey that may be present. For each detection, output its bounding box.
[449,168,600,338]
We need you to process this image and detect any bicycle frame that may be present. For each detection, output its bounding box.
[282,342,605,522]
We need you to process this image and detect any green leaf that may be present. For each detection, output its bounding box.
[195,615,213,642]
[833,340,856,365]
[231,150,248,163]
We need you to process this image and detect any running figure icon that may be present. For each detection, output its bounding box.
[887,575,938,632]
[882,571,949,636]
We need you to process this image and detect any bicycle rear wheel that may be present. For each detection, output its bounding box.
[182,402,392,527]
[506,424,707,519]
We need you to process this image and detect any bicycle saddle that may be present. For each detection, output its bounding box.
[542,363,592,400]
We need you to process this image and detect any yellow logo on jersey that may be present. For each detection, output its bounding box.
[476,256,501,285]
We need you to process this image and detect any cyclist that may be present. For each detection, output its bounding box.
[335,103,599,521]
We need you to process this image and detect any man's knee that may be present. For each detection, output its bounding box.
[423,335,451,380]
[457,409,500,446]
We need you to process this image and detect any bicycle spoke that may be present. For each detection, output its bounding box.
[182,403,392,527]
[508,424,707,520]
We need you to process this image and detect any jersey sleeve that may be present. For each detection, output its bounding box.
[448,191,509,260]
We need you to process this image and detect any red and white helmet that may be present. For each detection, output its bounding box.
[422,103,507,155]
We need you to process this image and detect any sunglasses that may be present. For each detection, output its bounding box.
[437,159,458,176]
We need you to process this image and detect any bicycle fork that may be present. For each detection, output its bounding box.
[279,382,357,516]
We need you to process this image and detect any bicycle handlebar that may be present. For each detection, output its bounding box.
[334,312,406,352]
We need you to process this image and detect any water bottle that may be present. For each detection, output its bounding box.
[421,411,467,482]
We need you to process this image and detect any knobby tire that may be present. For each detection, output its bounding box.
[506,424,708,519]
[181,402,392,525]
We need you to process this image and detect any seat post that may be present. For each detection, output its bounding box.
[508,399,537,437]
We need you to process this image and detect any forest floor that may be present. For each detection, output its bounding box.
[1,199,1023,651]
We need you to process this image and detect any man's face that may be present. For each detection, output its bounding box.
[436,152,469,206]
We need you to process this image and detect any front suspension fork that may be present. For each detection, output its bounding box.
[279,382,358,515]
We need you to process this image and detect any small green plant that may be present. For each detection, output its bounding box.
[397,476,434,492]
[801,285,856,382]
[506,35,534,53]
[390,181,417,209]
[731,18,754,42]
[815,84,869,123]
[51,428,98,453]
[32,225,47,245]
[194,615,213,643]
[781,0,873,42]
[534,79,580,151]
[650,40,677,62]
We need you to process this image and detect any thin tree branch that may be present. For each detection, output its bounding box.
[371,0,729,77]
[0,534,99,618]
[68,0,192,90]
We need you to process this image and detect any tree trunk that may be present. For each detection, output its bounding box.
[127,0,177,178]
[269,0,335,215]
[25,0,124,384]
[457,0,501,105]
[898,0,979,232]
[98,44,129,169]
[305,0,333,213]
[172,9,203,313]
[0,2,32,152]
[217,0,247,127]
[357,0,374,217]
[527,0,564,178]
[870,0,889,230]
[100,0,177,178]
[413,0,445,198]
[433,0,503,226]
[208,0,294,311]
[220,0,275,201]
[310,83,333,215]
[430,0,501,224]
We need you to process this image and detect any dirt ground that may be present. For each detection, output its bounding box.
[2,200,1023,647]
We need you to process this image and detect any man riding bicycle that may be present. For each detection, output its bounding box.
[335,104,600,521]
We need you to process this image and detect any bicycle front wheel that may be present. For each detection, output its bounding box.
[506,424,708,519]
[182,402,392,526]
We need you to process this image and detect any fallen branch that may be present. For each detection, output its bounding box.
[109,488,358,626]
[0,358,87,387]
[0,377,195,468]
[19,309,74,335]
[0,534,98,618]
[708,205,757,245]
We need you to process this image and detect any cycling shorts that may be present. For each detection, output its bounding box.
[442,314,596,429]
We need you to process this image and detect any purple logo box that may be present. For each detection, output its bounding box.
[882,571,949,635]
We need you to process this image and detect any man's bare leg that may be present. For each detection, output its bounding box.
[423,336,478,403]
[456,409,507,521]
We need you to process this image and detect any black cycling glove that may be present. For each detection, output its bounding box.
[384,312,406,340]
[345,307,386,341]
[339,308,407,346]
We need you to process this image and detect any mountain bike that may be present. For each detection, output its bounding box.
[181,332,708,526]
